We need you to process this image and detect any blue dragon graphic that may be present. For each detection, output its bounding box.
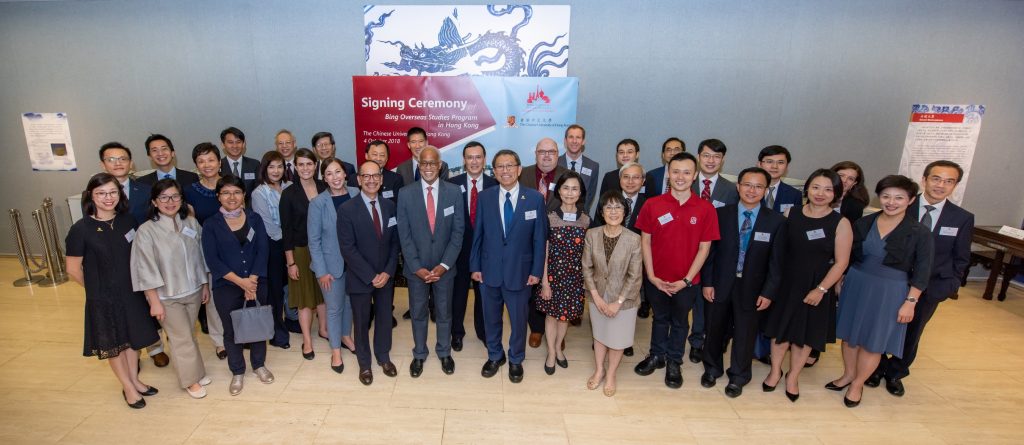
[367,5,569,77]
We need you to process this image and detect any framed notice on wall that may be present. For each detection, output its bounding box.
[897,104,984,205]
[22,112,78,171]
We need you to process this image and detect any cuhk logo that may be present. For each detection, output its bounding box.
[690,217,697,225]
[527,85,550,105]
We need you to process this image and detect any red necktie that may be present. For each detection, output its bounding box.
[426,185,436,234]
[370,200,382,239]
[470,178,478,227]
[701,179,712,201]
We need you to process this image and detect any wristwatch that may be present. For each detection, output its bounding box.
[617,298,625,305]
[906,296,918,303]
[682,278,692,287]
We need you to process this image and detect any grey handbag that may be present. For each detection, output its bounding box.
[230,299,274,344]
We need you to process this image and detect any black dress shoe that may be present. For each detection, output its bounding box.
[410,358,424,378]
[216,349,228,360]
[664,361,683,389]
[784,372,799,402]
[269,340,291,350]
[700,372,716,388]
[138,386,159,396]
[864,373,882,388]
[623,346,634,357]
[634,355,666,376]
[380,361,398,377]
[825,380,851,391]
[302,344,315,360]
[885,378,905,397]
[637,302,650,319]
[122,391,146,409]
[508,363,524,383]
[331,362,344,374]
[285,319,302,334]
[440,356,455,375]
[844,395,861,408]
[555,355,568,369]
[688,347,703,364]
[452,337,464,352]
[544,359,556,375]
[402,310,412,320]
[481,357,506,378]
[724,383,743,398]
[359,369,373,385]
[762,371,781,392]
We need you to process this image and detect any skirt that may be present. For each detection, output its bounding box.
[288,246,324,309]
[589,303,638,350]
[836,264,909,357]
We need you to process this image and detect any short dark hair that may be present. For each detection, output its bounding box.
[365,139,390,156]
[407,127,427,140]
[493,149,520,167]
[99,142,131,160]
[463,141,486,157]
[564,124,586,139]
[875,174,919,198]
[258,151,285,185]
[144,134,174,155]
[146,178,189,221]
[923,160,964,182]
[803,168,843,206]
[737,166,771,186]
[831,161,869,205]
[295,148,318,165]
[81,173,129,216]
[549,170,587,214]
[191,142,220,164]
[698,139,727,155]
[661,137,685,153]
[312,131,335,147]
[598,191,630,224]
[220,127,245,143]
[319,156,347,178]
[758,145,791,163]
[668,152,698,169]
[215,174,245,195]
[617,138,639,152]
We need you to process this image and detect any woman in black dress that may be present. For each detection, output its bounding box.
[761,169,852,402]
[65,173,160,409]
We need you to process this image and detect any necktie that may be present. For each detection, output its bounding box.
[232,161,240,178]
[921,205,936,231]
[503,192,514,237]
[370,200,382,239]
[625,197,634,226]
[701,179,712,201]
[539,177,547,200]
[766,185,776,209]
[122,184,129,201]
[285,162,293,182]
[163,173,172,180]
[738,210,753,274]
[570,160,577,172]
[470,179,479,227]
[414,164,420,182]
[664,175,670,194]
[426,185,436,234]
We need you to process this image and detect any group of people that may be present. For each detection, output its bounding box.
[67,123,974,410]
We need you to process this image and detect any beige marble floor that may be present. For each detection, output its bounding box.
[0,257,1022,444]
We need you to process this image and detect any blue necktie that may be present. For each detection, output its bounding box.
[163,173,172,180]
[414,167,420,182]
[503,192,514,237]
[738,210,753,274]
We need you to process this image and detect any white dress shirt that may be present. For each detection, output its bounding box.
[917,196,946,232]
[498,183,520,234]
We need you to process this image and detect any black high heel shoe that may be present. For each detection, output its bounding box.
[122,390,146,409]
[825,380,851,391]
[784,372,799,402]
[762,370,782,392]
[844,389,861,408]
[302,343,315,360]
[138,386,159,396]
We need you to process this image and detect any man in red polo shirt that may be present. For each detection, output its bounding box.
[633,152,720,388]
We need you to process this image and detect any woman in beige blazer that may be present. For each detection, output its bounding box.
[583,192,643,396]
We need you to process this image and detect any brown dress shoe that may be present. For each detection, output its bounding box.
[152,352,170,368]
[380,361,398,377]
[359,369,373,385]
[529,333,542,348]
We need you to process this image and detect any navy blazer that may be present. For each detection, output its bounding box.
[645,166,667,197]
[336,193,399,295]
[470,186,548,291]
[307,187,358,279]
[201,209,269,289]
[125,179,151,225]
[448,173,499,272]
[396,180,465,279]
[763,181,802,212]
[908,197,974,302]
[701,204,787,306]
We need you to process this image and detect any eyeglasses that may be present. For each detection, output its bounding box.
[93,191,119,199]
[420,161,440,168]
[739,182,767,191]
[156,194,183,203]
[218,190,244,197]
[699,153,723,161]
[603,205,625,212]
[536,150,558,156]
[315,143,334,149]
[103,156,130,163]
[927,176,958,186]
[493,163,520,171]
[359,173,382,181]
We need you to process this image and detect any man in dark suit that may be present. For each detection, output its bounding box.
[593,161,650,325]
[644,137,685,198]
[312,131,357,181]
[218,127,260,196]
[557,124,600,212]
[518,137,568,346]
[337,161,400,386]
[869,160,974,396]
[471,149,548,383]
[448,141,497,350]
[350,140,404,204]
[699,167,786,398]
[274,129,298,182]
[597,138,641,201]
[136,134,199,189]
[396,127,450,183]
[397,147,465,377]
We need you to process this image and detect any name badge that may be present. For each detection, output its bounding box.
[939,226,959,237]
[382,190,394,199]
[754,232,771,242]
[387,216,397,228]
[444,206,455,217]
[244,172,255,180]
[246,227,255,242]
[525,210,537,220]
[460,185,466,193]
[780,203,794,213]
[806,228,825,240]
[712,200,725,208]
[658,213,674,225]
[125,228,136,243]
[563,213,577,222]
[640,186,646,194]
[181,227,197,239]
[548,182,555,191]
[581,166,593,176]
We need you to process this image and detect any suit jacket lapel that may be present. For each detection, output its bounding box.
[506,190,527,236]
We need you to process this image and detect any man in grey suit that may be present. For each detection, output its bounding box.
[396,127,450,183]
[557,124,600,212]
[397,147,465,377]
